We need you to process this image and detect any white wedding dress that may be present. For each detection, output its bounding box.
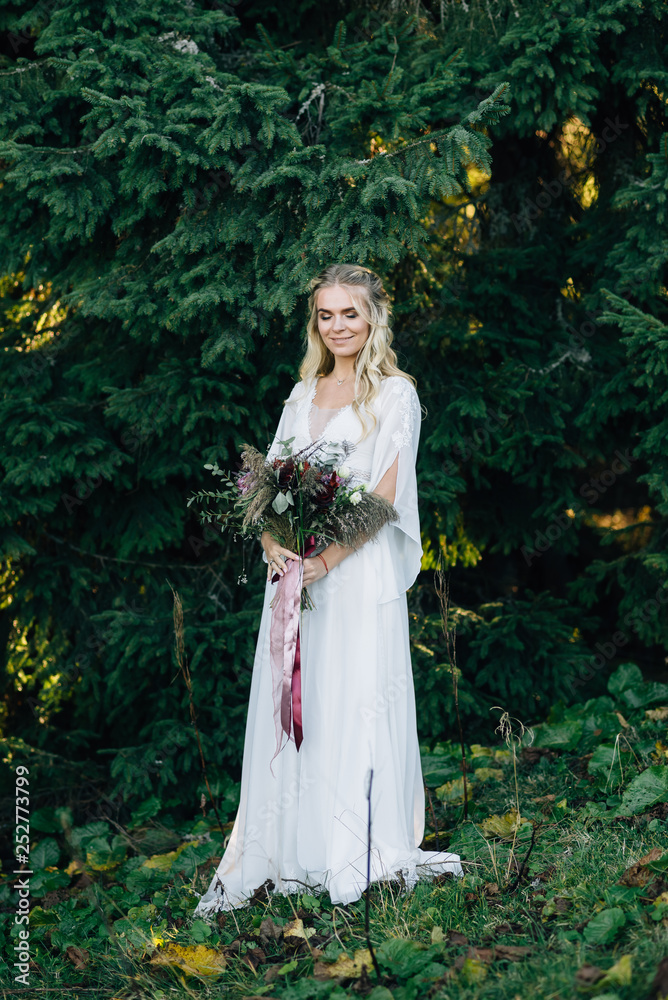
[192,374,463,916]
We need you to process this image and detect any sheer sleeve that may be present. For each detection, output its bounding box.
[368,376,423,603]
[262,381,304,562]
[265,381,304,465]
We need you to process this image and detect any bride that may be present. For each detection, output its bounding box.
[193,263,463,916]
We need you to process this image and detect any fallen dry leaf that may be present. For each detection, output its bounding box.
[313,948,373,980]
[65,945,89,969]
[638,847,664,865]
[283,917,316,941]
[646,706,668,722]
[248,879,276,906]
[455,944,532,964]
[447,930,469,945]
[575,963,605,986]
[639,848,666,866]
[240,947,266,972]
[432,871,457,887]
[258,917,283,944]
[520,747,554,764]
[495,921,524,934]
[467,948,493,964]
[42,888,71,909]
[618,847,666,887]
[492,944,532,961]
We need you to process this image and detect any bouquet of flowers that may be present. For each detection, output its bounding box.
[187,437,399,762]
[188,436,398,610]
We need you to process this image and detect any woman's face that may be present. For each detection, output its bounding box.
[316,285,370,360]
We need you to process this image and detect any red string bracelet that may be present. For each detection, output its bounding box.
[315,552,329,575]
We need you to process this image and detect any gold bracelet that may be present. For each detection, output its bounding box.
[316,552,329,575]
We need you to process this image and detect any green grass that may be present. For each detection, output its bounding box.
[2,666,667,999]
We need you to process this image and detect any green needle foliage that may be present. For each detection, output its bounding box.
[0,0,666,822]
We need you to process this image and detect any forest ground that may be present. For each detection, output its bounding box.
[3,663,668,999]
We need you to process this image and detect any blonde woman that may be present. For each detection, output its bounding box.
[193,264,462,916]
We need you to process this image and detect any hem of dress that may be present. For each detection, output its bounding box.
[190,853,464,922]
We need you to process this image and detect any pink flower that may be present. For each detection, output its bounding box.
[237,471,252,494]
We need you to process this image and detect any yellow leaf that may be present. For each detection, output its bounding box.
[143,840,199,870]
[283,917,316,940]
[85,855,122,872]
[431,926,445,943]
[150,944,227,978]
[479,810,531,839]
[315,948,373,978]
[470,744,492,758]
[597,954,632,988]
[144,850,179,870]
[459,957,488,983]
[435,777,474,803]
[474,767,504,782]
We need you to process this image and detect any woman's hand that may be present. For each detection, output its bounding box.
[262,531,301,582]
[300,554,328,588]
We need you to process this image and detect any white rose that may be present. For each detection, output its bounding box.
[350,491,362,506]
[337,465,351,478]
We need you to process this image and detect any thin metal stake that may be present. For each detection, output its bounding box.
[364,768,383,981]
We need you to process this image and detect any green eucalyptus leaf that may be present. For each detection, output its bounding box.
[272,492,290,514]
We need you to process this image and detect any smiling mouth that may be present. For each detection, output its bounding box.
[331,336,353,343]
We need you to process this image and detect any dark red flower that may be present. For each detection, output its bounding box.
[312,480,338,509]
[275,458,295,487]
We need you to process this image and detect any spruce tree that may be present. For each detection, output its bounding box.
[1,0,666,815]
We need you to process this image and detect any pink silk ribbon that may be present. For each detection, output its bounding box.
[269,534,316,771]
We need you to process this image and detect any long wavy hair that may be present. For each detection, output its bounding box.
[292,264,416,442]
